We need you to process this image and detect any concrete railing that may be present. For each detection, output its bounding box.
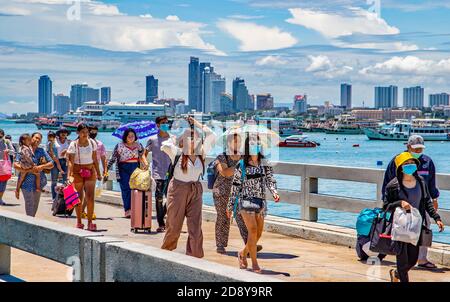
[0,211,279,282]
[104,153,450,225]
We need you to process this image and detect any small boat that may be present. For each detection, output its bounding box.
[353,144,360,147]
[278,135,319,148]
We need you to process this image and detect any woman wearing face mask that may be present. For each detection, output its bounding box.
[227,134,280,273]
[384,152,444,282]
[106,128,145,218]
[160,117,216,258]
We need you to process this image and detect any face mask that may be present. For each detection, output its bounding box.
[160,124,170,132]
[89,133,98,139]
[249,144,261,155]
[403,164,417,175]
[410,152,422,159]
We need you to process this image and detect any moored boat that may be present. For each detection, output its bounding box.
[278,135,320,148]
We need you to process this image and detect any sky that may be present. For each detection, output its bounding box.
[1,0,450,114]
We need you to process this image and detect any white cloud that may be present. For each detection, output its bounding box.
[166,15,180,21]
[217,20,298,51]
[256,55,288,66]
[360,56,450,76]
[285,7,419,51]
[0,0,224,55]
[305,55,332,72]
[286,7,399,38]
[0,6,31,15]
[228,14,264,20]
[305,55,353,78]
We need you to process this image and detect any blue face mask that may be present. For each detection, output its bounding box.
[159,124,170,132]
[403,164,417,175]
[410,152,422,159]
[249,144,261,155]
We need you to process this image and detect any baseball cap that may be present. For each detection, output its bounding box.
[407,135,426,149]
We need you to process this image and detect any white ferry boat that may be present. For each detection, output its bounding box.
[364,119,450,141]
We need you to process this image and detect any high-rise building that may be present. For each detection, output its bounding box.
[256,94,274,110]
[403,86,424,108]
[340,83,352,109]
[188,57,200,111]
[232,77,253,112]
[293,95,307,114]
[86,87,99,103]
[374,85,398,109]
[101,87,111,104]
[53,94,71,115]
[202,67,225,113]
[220,93,233,114]
[70,84,99,110]
[146,75,158,103]
[38,75,52,114]
[429,93,450,107]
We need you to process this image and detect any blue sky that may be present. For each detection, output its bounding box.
[1,0,450,113]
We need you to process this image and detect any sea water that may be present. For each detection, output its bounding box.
[2,121,449,243]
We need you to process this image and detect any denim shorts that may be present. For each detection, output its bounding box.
[0,181,7,192]
[239,197,266,215]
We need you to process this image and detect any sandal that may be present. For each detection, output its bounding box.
[252,266,263,274]
[156,226,166,233]
[389,269,399,282]
[76,223,84,229]
[418,261,437,269]
[238,252,248,269]
[87,223,97,232]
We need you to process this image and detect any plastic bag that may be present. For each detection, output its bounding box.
[392,207,422,245]
[95,181,103,198]
[129,168,152,191]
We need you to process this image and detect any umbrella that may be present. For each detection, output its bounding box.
[112,120,159,140]
[217,123,280,148]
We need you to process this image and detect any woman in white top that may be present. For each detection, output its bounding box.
[160,117,216,258]
[67,124,102,231]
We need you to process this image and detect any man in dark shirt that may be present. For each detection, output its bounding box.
[382,135,439,269]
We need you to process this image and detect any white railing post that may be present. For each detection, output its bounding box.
[0,244,11,275]
[302,169,318,222]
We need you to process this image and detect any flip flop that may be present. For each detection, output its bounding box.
[418,261,437,269]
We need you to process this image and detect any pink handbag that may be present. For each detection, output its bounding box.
[0,151,12,182]
[63,184,81,210]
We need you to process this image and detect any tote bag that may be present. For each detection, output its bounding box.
[0,151,12,182]
[369,211,402,255]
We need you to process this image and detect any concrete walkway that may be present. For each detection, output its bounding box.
[1,185,450,282]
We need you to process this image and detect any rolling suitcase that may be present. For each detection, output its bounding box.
[131,189,152,233]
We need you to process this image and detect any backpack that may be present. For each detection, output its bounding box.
[356,207,383,236]
[207,153,231,190]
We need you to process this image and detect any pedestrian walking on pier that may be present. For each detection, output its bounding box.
[50,128,70,200]
[80,125,107,220]
[160,117,216,258]
[13,132,54,216]
[384,152,444,282]
[212,132,258,254]
[382,135,440,269]
[142,116,173,233]
[67,124,102,231]
[106,128,145,218]
[47,131,66,198]
[227,134,279,273]
[0,129,15,206]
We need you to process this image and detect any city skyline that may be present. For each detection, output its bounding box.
[2,0,450,113]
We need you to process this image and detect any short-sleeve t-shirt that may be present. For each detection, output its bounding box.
[399,181,422,210]
[67,139,97,165]
[54,138,71,159]
[145,134,173,180]
[94,139,106,162]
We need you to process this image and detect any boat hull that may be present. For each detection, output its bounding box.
[364,128,450,141]
[279,142,317,148]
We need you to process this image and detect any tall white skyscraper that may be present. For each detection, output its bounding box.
[403,86,424,108]
[375,86,398,109]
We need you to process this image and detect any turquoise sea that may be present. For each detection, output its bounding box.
[2,121,449,243]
